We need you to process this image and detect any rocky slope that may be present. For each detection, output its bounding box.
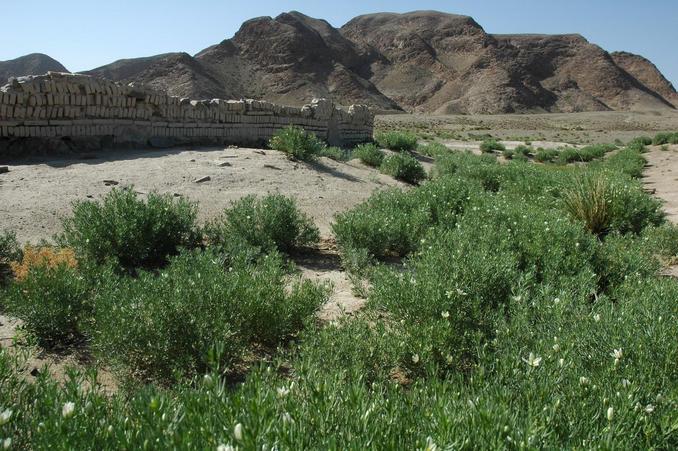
[4,11,676,114]
[0,53,68,82]
[611,51,678,108]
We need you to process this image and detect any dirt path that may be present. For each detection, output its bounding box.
[643,144,678,278]
[644,145,678,224]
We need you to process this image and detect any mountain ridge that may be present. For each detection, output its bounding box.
[1,11,676,114]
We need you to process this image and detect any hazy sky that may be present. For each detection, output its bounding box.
[1,0,676,85]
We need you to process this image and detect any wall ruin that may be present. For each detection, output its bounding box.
[0,72,373,156]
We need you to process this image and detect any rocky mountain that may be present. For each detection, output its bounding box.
[611,51,678,108]
[4,11,676,114]
[0,53,68,82]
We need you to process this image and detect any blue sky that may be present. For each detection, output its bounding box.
[1,0,676,86]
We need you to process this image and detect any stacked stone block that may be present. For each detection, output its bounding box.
[0,72,373,151]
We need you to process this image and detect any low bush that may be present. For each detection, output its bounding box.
[417,142,448,157]
[513,144,531,156]
[269,126,325,161]
[534,148,559,163]
[380,153,427,184]
[479,139,505,153]
[502,148,515,159]
[353,143,384,167]
[562,174,663,237]
[61,188,200,272]
[92,250,326,383]
[318,146,351,162]
[206,194,319,254]
[630,136,652,146]
[643,223,678,259]
[652,131,678,145]
[601,147,647,178]
[4,263,90,348]
[558,144,616,164]
[0,231,21,285]
[332,177,473,259]
[374,131,418,151]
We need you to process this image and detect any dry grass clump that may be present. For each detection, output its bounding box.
[11,245,77,282]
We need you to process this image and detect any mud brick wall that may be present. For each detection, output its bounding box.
[0,72,373,155]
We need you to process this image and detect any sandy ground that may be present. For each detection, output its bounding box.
[378,110,678,145]
[643,145,678,224]
[0,146,409,244]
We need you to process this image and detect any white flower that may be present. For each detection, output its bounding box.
[276,386,290,398]
[217,445,235,451]
[2,438,11,450]
[593,314,601,322]
[282,412,294,425]
[606,407,614,422]
[621,379,631,388]
[203,374,213,386]
[611,349,623,361]
[441,311,450,319]
[554,297,560,304]
[558,358,565,367]
[62,402,75,419]
[580,377,590,386]
[0,409,11,425]
[456,288,467,296]
[552,344,560,352]
[522,352,542,368]
[233,423,243,442]
[644,404,655,414]
[412,354,420,364]
[446,355,454,365]
[424,436,438,451]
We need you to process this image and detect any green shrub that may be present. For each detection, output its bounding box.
[652,132,678,145]
[319,146,351,162]
[502,148,515,160]
[417,142,448,157]
[593,233,659,292]
[514,145,531,156]
[269,126,325,161]
[643,223,678,258]
[558,144,616,164]
[375,131,418,151]
[61,188,199,272]
[602,147,647,178]
[562,175,663,237]
[380,153,426,184]
[333,178,473,259]
[92,249,326,383]
[534,148,559,163]
[4,264,90,348]
[206,194,319,254]
[353,143,384,167]
[0,231,21,284]
[630,136,652,146]
[479,139,505,153]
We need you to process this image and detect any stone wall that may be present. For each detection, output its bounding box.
[0,72,373,156]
